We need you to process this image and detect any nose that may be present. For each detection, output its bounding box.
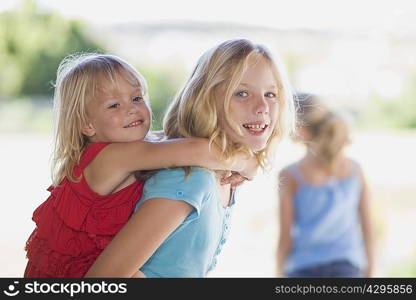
[253,94,269,115]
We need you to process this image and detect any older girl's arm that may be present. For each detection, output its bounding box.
[85,198,193,277]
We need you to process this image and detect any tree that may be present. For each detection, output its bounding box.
[0,0,104,98]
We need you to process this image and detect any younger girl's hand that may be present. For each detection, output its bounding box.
[220,171,248,189]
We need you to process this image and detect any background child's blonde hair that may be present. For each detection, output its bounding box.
[295,93,350,173]
[163,38,295,170]
[51,53,148,186]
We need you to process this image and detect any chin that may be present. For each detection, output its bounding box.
[248,141,268,152]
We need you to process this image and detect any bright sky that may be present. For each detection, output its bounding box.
[1,0,415,35]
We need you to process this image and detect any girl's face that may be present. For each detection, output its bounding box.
[218,56,279,152]
[82,74,151,143]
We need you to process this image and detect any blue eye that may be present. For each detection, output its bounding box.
[235,91,249,97]
[265,92,277,98]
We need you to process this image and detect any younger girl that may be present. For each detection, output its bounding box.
[86,39,295,277]
[277,93,374,277]
[24,53,257,278]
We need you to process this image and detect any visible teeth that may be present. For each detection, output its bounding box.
[126,121,142,127]
[243,124,266,130]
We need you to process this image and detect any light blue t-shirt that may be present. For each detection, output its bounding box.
[134,167,235,278]
[284,163,366,273]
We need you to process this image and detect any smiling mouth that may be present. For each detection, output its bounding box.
[242,123,268,133]
[124,120,143,128]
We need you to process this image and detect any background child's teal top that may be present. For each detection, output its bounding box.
[135,167,235,277]
[284,163,366,273]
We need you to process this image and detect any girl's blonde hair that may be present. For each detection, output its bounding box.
[163,39,295,171]
[295,93,350,173]
[51,53,148,186]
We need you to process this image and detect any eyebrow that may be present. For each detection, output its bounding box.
[238,83,278,89]
[130,88,142,95]
[99,87,142,102]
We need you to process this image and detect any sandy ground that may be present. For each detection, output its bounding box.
[1,130,415,277]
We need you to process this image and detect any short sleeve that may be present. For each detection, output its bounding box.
[137,167,215,218]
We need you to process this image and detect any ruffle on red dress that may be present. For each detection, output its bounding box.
[24,143,144,278]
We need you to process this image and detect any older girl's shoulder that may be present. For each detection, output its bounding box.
[147,167,215,189]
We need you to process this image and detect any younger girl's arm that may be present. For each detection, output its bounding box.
[276,168,296,277]
[86,138,258,195]
[85,197,193,277]
[357,163,375,277]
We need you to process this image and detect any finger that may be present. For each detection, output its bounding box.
[220,178,233,185]
[221,174,239,184]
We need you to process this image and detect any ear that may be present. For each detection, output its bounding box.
[81,122,96,137]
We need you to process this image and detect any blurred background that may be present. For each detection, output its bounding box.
[1,0,415,277]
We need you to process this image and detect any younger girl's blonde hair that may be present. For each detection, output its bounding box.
[295,93,350,174]
[163,39,295,172]
[51,53,148,186]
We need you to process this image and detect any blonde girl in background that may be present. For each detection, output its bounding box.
[277,93,374,277]
[24,53,258,278]
[86,38,295,278]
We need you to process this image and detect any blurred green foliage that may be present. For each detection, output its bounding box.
[2,1,415,132]
[0,0,104,97]
[141,66,187,130]
[388,257,416,277]
[358,72,416,130]
[0,0,183,132]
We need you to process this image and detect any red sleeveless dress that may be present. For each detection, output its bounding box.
[24,142,144,277]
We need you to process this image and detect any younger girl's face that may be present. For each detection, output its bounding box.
[218,56,279,152]
[82,74,151,143]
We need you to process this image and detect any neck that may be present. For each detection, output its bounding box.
[303,147,345,166]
